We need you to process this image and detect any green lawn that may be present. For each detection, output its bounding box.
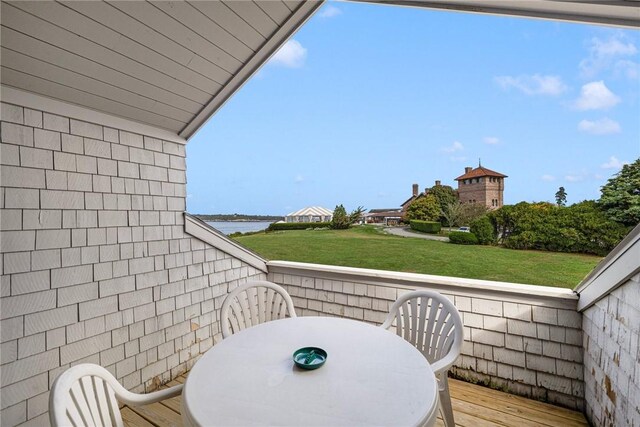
[234,226,602,289]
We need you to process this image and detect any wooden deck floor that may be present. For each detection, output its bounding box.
[123,373,588,427]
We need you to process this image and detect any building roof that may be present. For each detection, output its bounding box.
[366,211,403,218]
[369,208,401,213]
[455,166,508,181]
[286,206,333,217]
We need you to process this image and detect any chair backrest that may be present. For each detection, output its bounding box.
[221,280,297,338]
[50,364,182,427]
[381,290,463,375]
[50,364,131,427]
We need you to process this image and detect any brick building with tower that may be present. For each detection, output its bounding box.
[455,165,507,209]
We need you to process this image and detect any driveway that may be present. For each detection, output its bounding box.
[383,226,449,242]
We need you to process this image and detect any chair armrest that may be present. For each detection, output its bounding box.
[121,384,183,406]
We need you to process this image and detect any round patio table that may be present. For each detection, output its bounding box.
[182,316,439,426]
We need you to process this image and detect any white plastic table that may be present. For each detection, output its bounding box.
[182,316,439,426]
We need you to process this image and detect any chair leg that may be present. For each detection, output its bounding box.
[438,374,455,427]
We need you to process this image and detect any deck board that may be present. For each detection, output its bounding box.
[124,374,588,427]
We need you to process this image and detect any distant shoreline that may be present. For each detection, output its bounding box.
[194,214,282,222]
[205,219,274,223]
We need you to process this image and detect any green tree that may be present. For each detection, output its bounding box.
[330,205,349,229]
[598,158,640,226]
[349,206,365,225]
[331,205,365,229]
[555,187,567,206]
[458,203,490,226]
[441,200,463,230]
[405,195,440,222]
[425,185,457,224]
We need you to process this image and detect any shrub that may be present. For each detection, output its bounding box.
[267,222,331,231]
[331,205,365,229]
[470,216,496,245]
[449,231,479,245]
[491,201,629,256]
[406,194,440,222]
[410,220,441,234]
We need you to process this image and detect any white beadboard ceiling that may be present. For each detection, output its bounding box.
[0,0,323,139]
[1,0,637,140]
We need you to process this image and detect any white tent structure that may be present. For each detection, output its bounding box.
[285,206,333,223]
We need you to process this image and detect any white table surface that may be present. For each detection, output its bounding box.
[182,316,439,426]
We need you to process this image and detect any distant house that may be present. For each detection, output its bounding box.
[365,209,403,225]
[455,165,507,209]
[285,206,333,223]
[400,181,443,215]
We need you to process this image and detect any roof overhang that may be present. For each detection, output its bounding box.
[0,0,324,141]
[353,0,640,29]
[1,0,637,143]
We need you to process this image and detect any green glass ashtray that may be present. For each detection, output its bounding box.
[293,347,327,370]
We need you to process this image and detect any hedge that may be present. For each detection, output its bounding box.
[489,201,628,256]
[449,231,479,245]
[267,222,331,231]
[410,220,441,234]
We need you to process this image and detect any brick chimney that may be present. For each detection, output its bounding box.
[465,167,472,174]
[412,183,418,196]
[435,180,441,186]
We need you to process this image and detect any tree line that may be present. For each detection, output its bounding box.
[404,158,639,255]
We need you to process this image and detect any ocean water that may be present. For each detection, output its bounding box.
[205,221,272,235]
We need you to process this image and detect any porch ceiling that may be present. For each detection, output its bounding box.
[0,0,323,139]
[1,1,637,141]
[356,0,640,28]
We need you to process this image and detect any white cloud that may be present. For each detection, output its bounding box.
[483,137,500,145]
[565,175,584,182]
[441,141,464,153]
[573,81,620,110]
[601,156,628,169]
[494,74,567,96]
[318,4,342,18]
[270,40,307,68]
[449,156,467,162]
[580,34,638,78]
[614,60,640,80]
[541,175,555,181]
[294,174,304,183]
[578,118,621,135]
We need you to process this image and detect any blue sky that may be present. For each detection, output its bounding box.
[186,1,640,215]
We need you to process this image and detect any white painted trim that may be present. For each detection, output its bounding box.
[354,0,640,28]
[184,213,267,273]
[575,223,640,311]
[179,0,325,139]
[0,85,186,144]
[267,260,579,308]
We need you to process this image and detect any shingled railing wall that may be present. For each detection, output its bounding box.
[268,261,585,411]
[0,102,266,426]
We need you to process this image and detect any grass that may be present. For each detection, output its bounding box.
[234,226,602,289]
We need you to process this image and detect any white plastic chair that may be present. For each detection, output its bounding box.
[381,290,464,427]
[221,280,297,338]
[49,363,183,427]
